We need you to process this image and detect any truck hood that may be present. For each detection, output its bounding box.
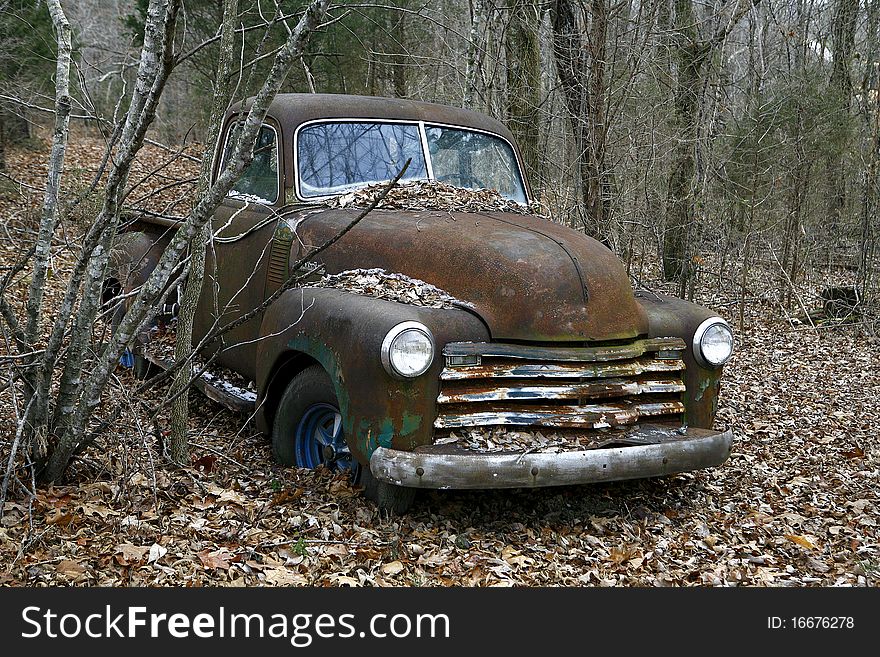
[295,208,648,342]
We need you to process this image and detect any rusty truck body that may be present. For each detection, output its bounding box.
[113,93,734,512]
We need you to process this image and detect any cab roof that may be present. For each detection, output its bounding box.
[232,93,517,143]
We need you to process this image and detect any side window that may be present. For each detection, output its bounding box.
[220,123,279,203]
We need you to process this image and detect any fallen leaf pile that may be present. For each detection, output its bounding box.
[312,268,468,309]
[1,133,878,588]
[436,426,660,453]
[332,180,546,216]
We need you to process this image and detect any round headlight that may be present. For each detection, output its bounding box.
[693,317,734,368]
[381,321,435,378]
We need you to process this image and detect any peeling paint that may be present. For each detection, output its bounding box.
[400,412,422,437]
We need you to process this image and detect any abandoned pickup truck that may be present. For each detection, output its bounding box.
[113,93,734,513]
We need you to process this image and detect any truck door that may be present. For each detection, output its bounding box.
[194,119,282,381]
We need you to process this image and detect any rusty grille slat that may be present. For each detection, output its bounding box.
[439,357,684,381]
[434,401,686,429]
[435,337,686,431]
[436,378,686,404]
[442,337,687,362]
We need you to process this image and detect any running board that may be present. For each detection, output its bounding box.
[137,349,257,414]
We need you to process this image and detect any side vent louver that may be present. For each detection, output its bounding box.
[266,225,293,291]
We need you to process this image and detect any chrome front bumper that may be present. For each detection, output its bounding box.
[369,426,733,489]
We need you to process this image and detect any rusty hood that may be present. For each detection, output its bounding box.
[295,209,648,342]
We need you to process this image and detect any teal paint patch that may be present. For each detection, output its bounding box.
[282,335,428,460]
[377,418,394,448]
[359,418,394,458]
[285,334,356,440]
[695,378,711,401]
[358,419,376,457]
[400,412,422,437]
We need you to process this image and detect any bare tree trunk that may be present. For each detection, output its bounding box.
[662,0,759,288]
[662,0,708,288]
[49,0,182,447]
[23,0,71,348]
[168,0,240,466]
[388,0,407,98]
[0,114,5,171]
[584,0,612,242]
[551,0,613,242]
[27,0,182,476]
[13,0,72,464]
[859,0,880,301]
[826,0,858,238]
[464,0,483,108]
[780,0,811,307]
[505,0,542,186]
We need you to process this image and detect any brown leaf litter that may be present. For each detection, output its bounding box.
[1,134,878,588]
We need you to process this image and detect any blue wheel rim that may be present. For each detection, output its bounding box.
[120,349,134,368]
[293,402,359,475]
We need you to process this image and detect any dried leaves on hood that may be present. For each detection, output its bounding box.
[332,180,545,216]
[310,268,468,309]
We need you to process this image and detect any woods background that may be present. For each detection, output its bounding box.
[3,0,878,316]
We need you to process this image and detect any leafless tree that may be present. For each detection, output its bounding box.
[1,0,334,486]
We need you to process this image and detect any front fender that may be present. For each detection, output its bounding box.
[635,291,726,428]
[255,288,489,465]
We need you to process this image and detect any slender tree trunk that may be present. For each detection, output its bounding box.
[551,0,613,241]
[40,0,184,479]
[505,0,542,185]
[389,0,407,98]
[464,0,487,108]
[859,0,880,299]
[586,0,613,242]
[23,0,71,347]
[826,0,858,238]
[781,0,811,306]
[662,0,758,287]
[168,0,241,465]
[18,0,72,463]
[0,114,5,171]
[662,30,708,288]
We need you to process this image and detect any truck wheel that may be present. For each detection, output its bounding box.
[105,278,152,380]
[272,365,416,514]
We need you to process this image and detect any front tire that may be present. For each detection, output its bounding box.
[105,278,152,380]
[357,467,416,516]
[272,365,415,514]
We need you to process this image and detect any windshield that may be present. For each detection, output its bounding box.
[296,121,527,203]
[297,122,428,197]
[424,125,526,204]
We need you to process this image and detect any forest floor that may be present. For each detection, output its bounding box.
[0,133,878,587]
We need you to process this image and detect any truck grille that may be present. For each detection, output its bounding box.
[435,337,686,430]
